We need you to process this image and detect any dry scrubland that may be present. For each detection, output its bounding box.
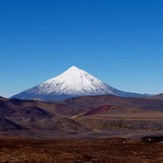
[0,137,163,163]
[1,96,163,162]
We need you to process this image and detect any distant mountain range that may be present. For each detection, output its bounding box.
[12,66,149,101]
[149,93,163,100]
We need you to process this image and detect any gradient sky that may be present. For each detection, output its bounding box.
[0,0,163,97]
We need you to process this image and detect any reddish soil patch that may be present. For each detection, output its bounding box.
[85,105,113,115]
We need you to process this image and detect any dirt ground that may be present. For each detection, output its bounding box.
[0,137,163,163]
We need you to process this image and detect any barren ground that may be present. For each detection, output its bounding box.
[0,137,163,163]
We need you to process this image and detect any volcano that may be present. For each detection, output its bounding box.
[12,66,145,101]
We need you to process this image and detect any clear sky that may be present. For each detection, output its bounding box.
[0,0,163,97]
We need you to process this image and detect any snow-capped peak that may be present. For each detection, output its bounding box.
[40,66,104,94]
[12,66,145,101]
[68,66,80,70]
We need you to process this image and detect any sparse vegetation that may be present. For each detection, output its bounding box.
[0,137,163,162]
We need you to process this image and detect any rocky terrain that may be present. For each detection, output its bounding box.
[0,95,163,138]
[0,95,163,162]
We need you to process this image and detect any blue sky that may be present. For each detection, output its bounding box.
[0,0,163,97]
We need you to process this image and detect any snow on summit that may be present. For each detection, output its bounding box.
[12,66,144,101]
[42,66,106,94]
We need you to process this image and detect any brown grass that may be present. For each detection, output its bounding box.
[0,137,163,162]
